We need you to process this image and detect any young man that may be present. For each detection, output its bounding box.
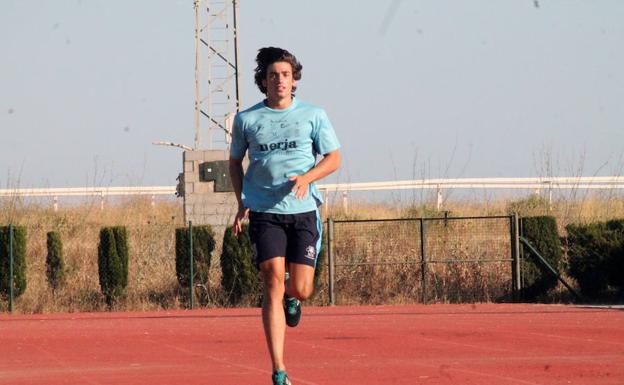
[229,47,340,385]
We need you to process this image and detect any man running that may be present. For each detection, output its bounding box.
[229,47,341,385]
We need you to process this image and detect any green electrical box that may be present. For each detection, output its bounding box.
[199,160,234,192]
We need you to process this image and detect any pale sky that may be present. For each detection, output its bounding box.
[1,0,623,189]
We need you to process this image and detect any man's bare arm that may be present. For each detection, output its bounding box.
[229,158,244,206]
[290,150,341,199]
[229,157,248,235]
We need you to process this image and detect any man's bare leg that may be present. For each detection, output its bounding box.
[286,262,315,300]
[260,257,287,371]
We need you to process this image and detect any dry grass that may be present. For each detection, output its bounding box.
[0,197,185,314]
[1,191,624,313]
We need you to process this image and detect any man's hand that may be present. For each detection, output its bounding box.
[288,150,340,200]
[233,205,249,236]
[289,175,310,199]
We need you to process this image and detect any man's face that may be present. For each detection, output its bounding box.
[263,61,295,100]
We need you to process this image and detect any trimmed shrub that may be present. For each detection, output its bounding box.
[0,226,27,299]
[520,216,562,300]
[605,219,624,293]
[175,225,215,289]
[566,220,624,298]
[46,231,66,291]
[313,230,327,293]
[98,226,129,305]
[220,224,261,305]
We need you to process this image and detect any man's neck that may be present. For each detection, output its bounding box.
[265,95,293,110]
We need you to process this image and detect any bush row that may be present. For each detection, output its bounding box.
[3,217,623,306]
[0,224,276,308]
[521,216,624,301]
[566,219,624,299]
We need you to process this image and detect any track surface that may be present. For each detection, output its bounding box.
[1,304,623,385]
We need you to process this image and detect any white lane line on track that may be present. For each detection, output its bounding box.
[293,339,544,385]
[0,364,180,381]
[527,331,624,347]
[440,365,545,385]
[150,340,321,385]
[25,342,103,385]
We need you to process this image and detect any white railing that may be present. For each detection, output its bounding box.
[2,176,623,211]
[317,176,624,212]
[317,176,624,191]
[0,186,176,211]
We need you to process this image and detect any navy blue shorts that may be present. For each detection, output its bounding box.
[249,210,322,268]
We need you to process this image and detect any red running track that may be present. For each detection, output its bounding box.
[1,304,623,385]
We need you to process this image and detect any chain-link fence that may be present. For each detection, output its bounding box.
[321,215,520,305]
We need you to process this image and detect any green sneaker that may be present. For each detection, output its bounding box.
[272,370,292,385]
[284,297,301,327]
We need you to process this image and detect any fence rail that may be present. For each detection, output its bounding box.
[2,176,623,211]
[0,186,176,211]
[0,186,176,197]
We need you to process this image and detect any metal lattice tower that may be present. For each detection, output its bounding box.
[194,0,241,150]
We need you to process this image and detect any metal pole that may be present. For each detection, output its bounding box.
[327,219,335,306]
[189,221,194,309]
[519,236,583,301]
[509,215,518,301]
[232,0,241,112]
[509,215,516,301]
[419,218,427,304]
[513,213,521,300]
[193,0,201,149]
[9,224,14,313]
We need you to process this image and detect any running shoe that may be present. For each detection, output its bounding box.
[284,296,301,327]
[272,370,292,385]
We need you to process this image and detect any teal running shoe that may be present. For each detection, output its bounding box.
[284,297,301,327]
[272,370,292,385]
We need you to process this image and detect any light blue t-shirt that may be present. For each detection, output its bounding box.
[230,98,340,214]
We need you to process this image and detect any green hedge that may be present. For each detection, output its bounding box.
[605,220,624,292]
[46,231,65,291]
[566,219,624,298]
[175,225,215,289]
[313,229,327,296]
[220,224,261,305]
[0,226,27,299]
[98,226,129,305]
[520,216,563,300]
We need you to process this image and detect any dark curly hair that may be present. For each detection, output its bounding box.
[254,47,303,95]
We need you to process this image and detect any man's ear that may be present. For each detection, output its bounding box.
[262,79,267,88]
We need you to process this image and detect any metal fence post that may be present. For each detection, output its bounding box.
[420,218,427,304]
[189,221,194,310]
[510,213,521,301]
[9,224,14,313]
[510,215,517,301]
[327,218,335,306]
[516,214,522,297]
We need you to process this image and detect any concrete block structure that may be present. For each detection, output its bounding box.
[181,150,242,232]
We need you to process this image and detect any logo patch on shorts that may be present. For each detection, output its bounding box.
[305,245,316,260]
